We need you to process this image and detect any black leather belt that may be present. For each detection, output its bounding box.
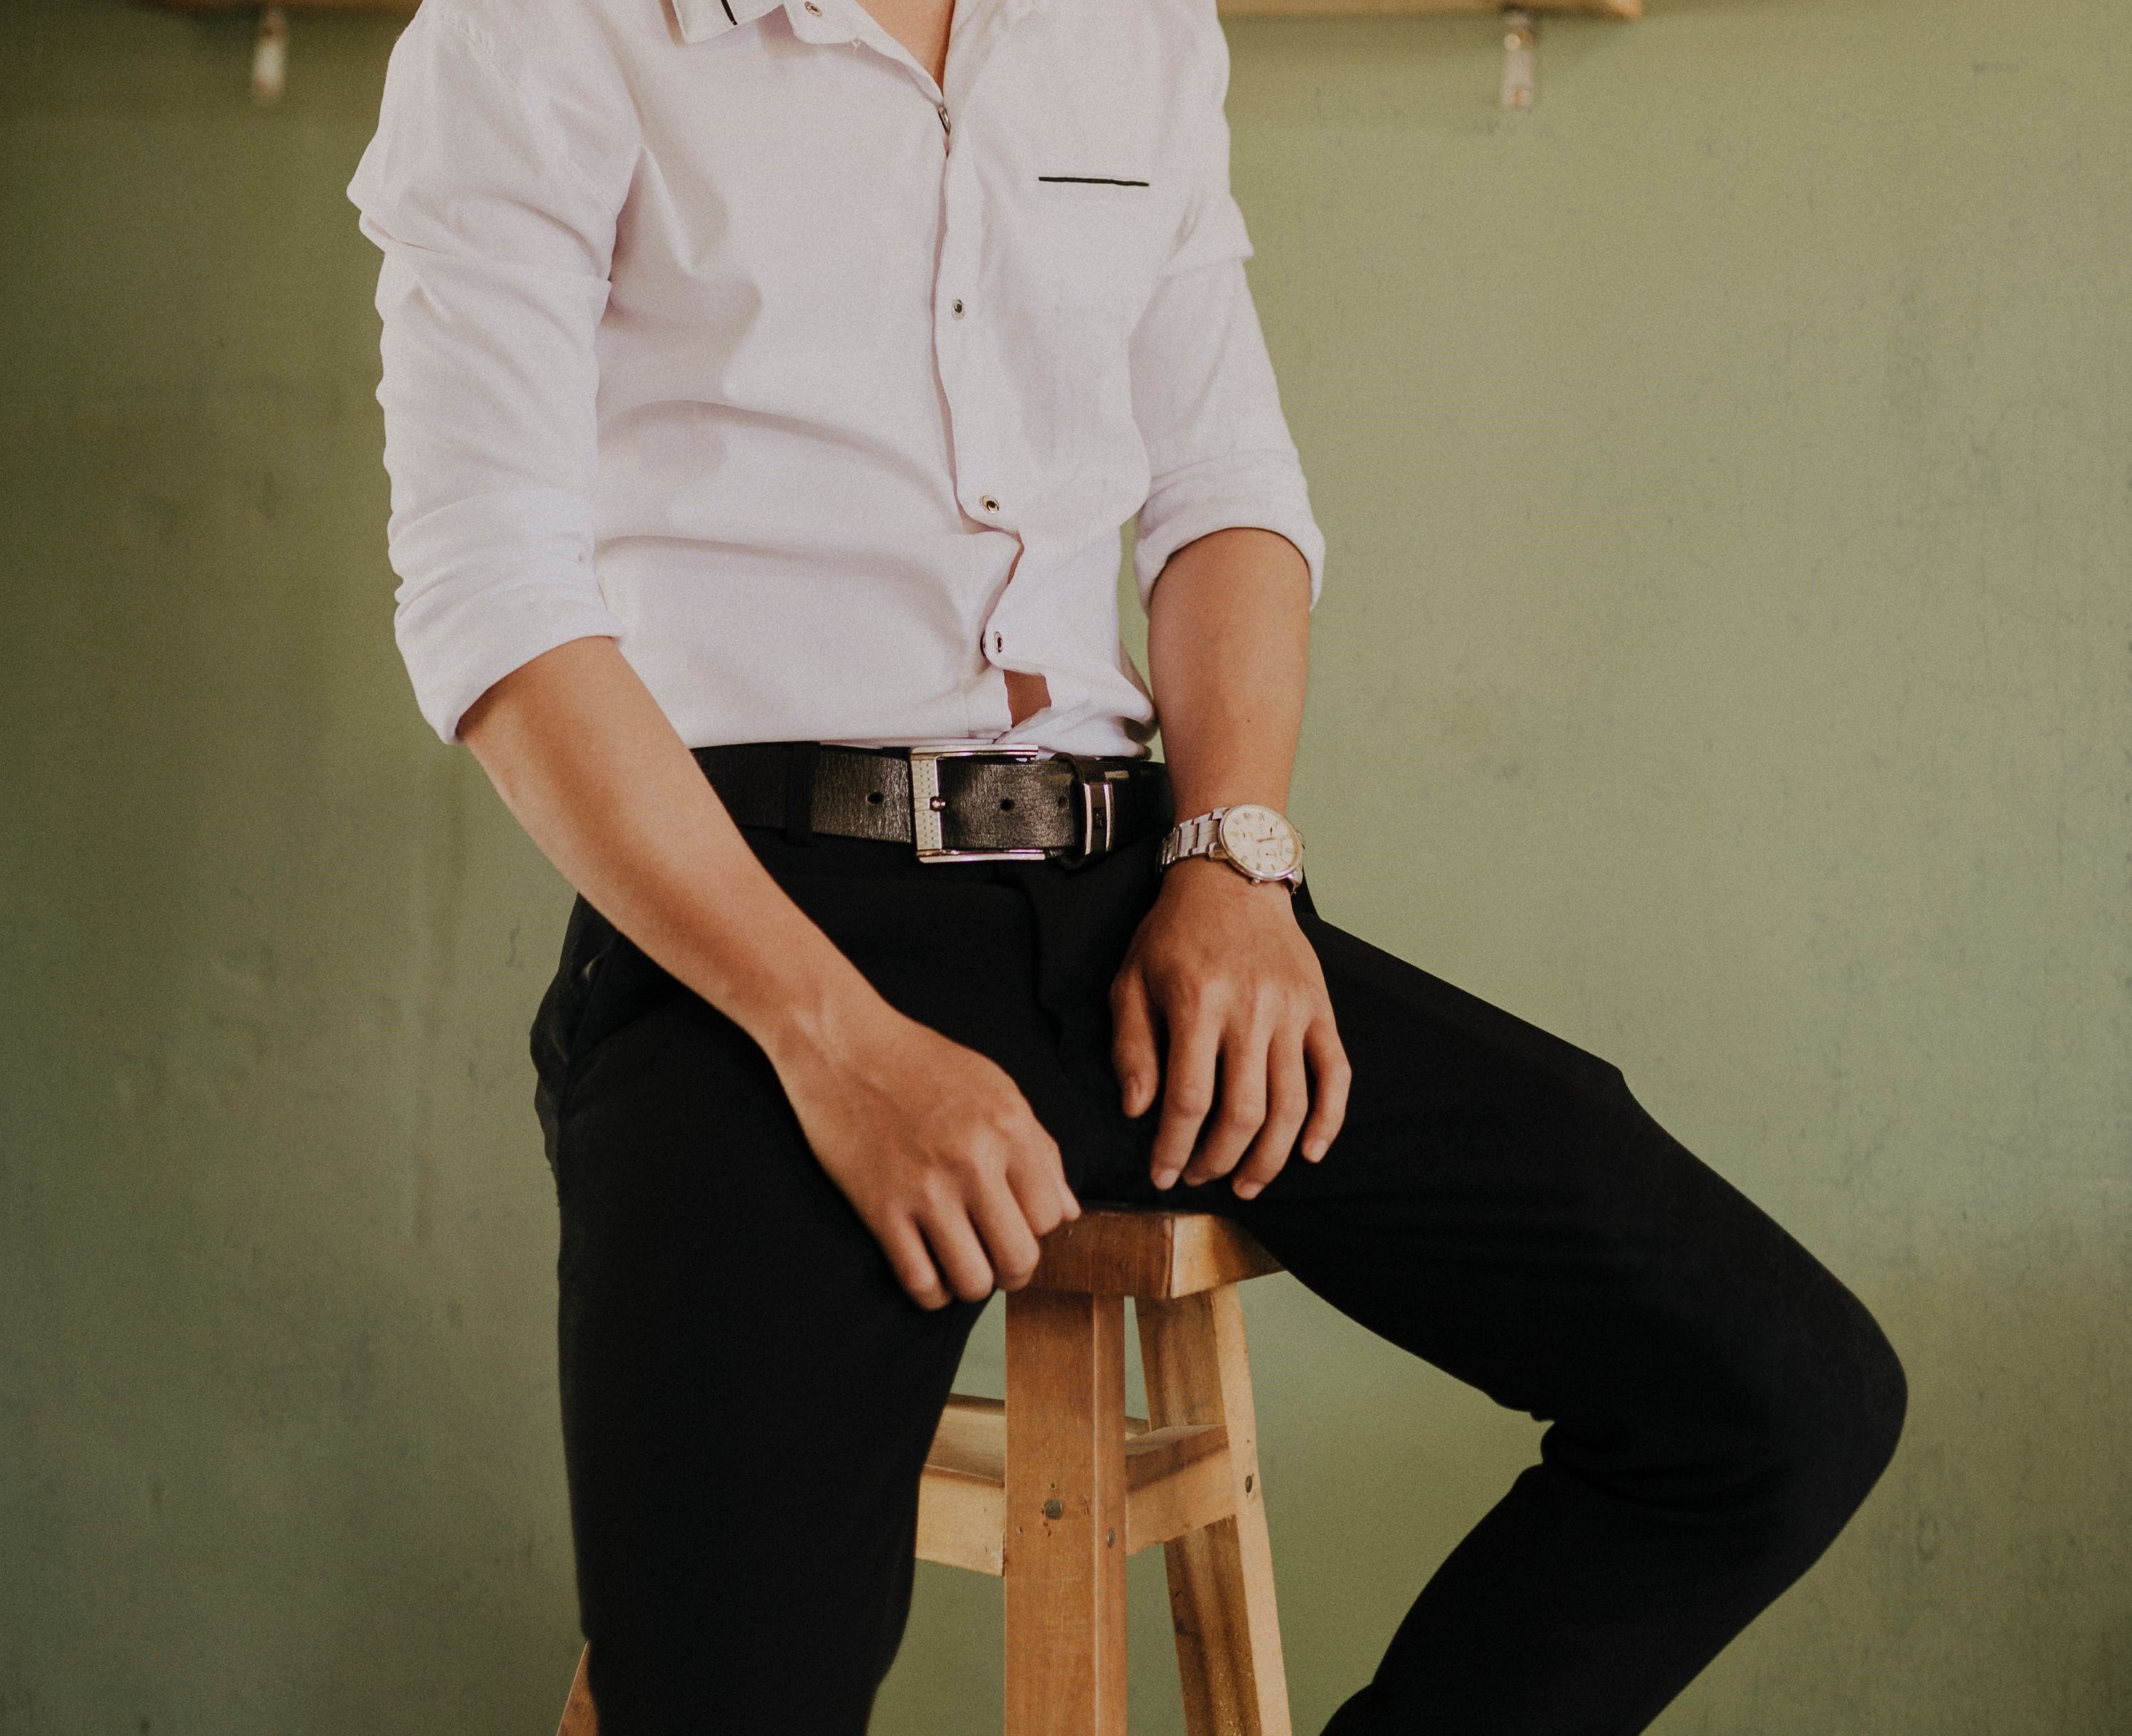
[694,742,1173,865]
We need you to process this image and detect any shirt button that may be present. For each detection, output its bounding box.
[951,298,965,318]
[804,1,822,12]
[980,495,1001,514]
[991,631,1006,654]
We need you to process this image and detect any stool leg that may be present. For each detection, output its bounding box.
[1005,1288,1129,1736]
[555,1644,597,1736]
[1136,1285,1291,1736]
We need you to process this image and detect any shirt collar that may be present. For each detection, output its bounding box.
[672,0,789,46]
[674,0,1041,50]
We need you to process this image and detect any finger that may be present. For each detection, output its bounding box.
[917,1199,998,1305]
[876,1214,951,1311]
[1006,1132,1074,1240]
[969,1170,1045,1291]
[1232,1029,1310,1200]
[1149,1013,1222,1189]
[1043,1131,1082,1224]
[1109,968,1162,1119]
[1298,1018,1353,1163]
[1182,1015,1270,1187]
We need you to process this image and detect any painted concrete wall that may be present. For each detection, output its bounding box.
[2,0,2125,1730]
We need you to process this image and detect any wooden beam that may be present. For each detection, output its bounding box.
[917,1395,1011,1575]
[1004,1289,1131,1736]
[918,1394,1239,1572]
[1122,1421,1236,1555]
[134,0,1639,14]
[1222,0,1638,15]
[1138,1284,1291,1736]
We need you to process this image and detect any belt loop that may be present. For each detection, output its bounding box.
[1061,755,1116,868]
[784,741,819,846]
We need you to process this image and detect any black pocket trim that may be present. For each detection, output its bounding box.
[1038,176,1151,188]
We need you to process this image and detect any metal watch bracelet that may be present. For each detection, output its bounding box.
[1158,804,1305,889]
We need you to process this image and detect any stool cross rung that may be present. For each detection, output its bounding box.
[917,1395,1237,1573]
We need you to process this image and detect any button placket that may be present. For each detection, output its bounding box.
[932,107,994,536]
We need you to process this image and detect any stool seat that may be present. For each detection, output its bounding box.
[1021,1203,1284,1299]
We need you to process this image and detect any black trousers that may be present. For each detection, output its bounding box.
[532,824,1905,1735]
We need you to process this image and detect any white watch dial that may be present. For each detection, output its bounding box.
[1216,804,1301,880]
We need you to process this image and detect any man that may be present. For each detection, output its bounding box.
[350,0,1905,1729]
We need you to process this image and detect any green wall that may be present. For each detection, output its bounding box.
[3,0,2126,1729]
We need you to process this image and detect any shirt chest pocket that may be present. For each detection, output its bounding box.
[1006,176,1174,325]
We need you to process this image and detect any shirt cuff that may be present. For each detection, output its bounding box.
[1133,456,1327,608]
[389,488,625,741]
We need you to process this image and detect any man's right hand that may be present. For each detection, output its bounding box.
[772,996,1080,1310]
[461,637,1077,1312]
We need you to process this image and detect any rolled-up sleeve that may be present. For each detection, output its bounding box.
[348,4,634,741]
[1127,14,1324,609]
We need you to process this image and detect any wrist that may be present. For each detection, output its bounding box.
[1160,856,1291,898]
[714,935,890,1077]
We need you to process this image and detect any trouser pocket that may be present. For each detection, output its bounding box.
[532,896,622,1172]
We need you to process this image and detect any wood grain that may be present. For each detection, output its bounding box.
[918,1395,1010,1574]
[919,1395,1237,1571]
[1030,1208,1281,1300]
[1122,1422,1236,1555]
[1138,1284,1291,1736]
[1004,1288,1130,1736]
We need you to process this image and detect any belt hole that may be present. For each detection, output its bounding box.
[866,790,884,805]
[998,797,1016,812]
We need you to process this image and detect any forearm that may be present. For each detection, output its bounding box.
[1144,527,1312,819]
[462,634,1075,1306]
[458,636,877,1071]
[1126,526,1344,1190]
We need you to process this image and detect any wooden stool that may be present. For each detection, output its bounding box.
[556,1208,1290,1736]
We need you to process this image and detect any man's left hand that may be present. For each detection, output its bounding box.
[1110,859,1352,1198]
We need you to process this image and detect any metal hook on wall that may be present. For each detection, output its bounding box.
[1501,6,1538,110]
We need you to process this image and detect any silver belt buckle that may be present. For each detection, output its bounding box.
[910,745,1051,863]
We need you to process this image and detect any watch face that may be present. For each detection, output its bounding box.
[1217,804,1301,881]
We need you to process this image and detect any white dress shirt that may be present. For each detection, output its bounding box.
[350,0,1324,755]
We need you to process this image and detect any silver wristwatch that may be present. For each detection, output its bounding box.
[1158,804,1305,890]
